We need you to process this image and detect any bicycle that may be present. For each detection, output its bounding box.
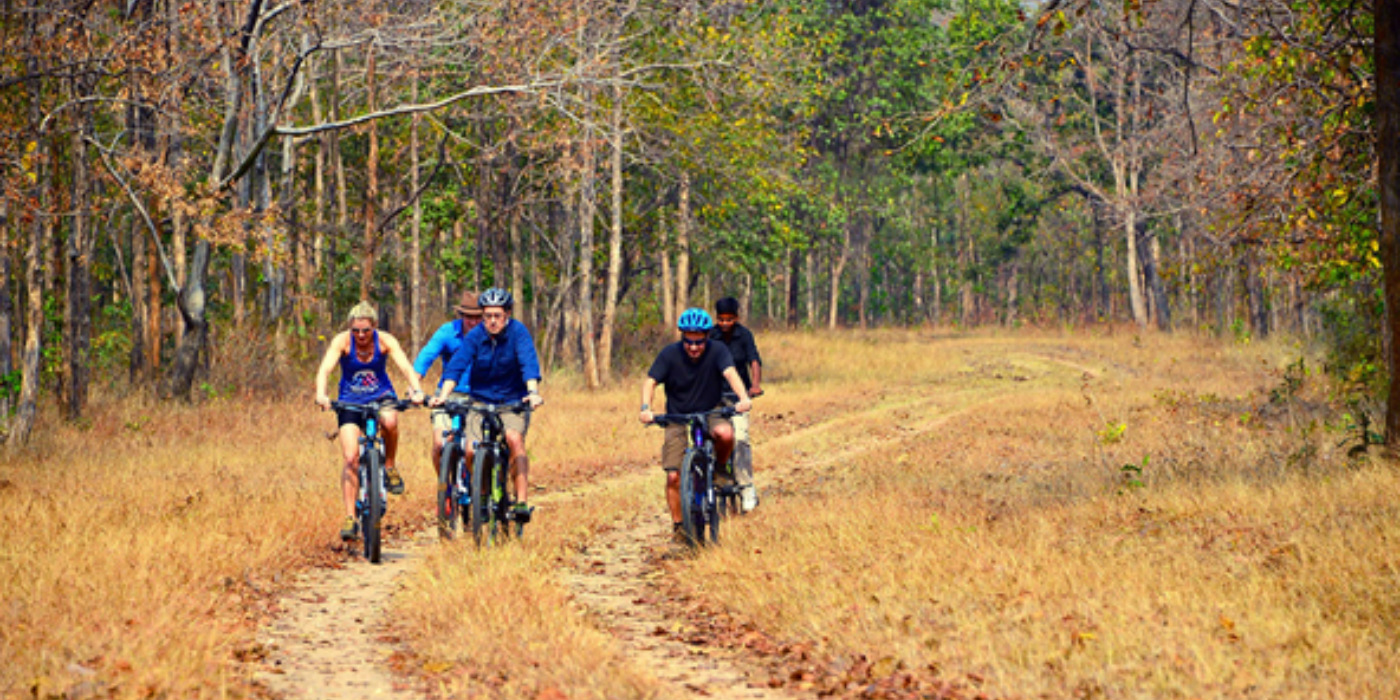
[460,400,534,546]
[435,399,474,540]
[652,406,737,547]
[330,399,414,563]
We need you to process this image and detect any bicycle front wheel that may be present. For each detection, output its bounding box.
[678,451,702,547]
[363,448,385,563]
[705,465,721,545]
[437,441,461,540]
[469,448,497,547]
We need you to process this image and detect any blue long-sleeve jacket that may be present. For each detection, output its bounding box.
[413,319,470,390]
[441,318,542,403]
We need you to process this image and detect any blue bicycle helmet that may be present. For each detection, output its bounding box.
[479,287,514,309]
[677,307,714,332]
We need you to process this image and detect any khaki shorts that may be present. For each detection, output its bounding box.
[721,395,750,442]
[467,409,530,447]
[430,392,472,438]
[661,414,731,471]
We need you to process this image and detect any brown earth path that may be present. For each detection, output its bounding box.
[250,351,1069,699]
[253,531,436,699]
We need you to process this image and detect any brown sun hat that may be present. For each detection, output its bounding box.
[454,291,483,316]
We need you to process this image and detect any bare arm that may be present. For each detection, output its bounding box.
[639,377,659,424]
[380,333,425,399]
[748,360,763,396]
[314,332,349,408]
[722,367,752,413]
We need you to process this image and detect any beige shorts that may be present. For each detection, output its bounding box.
[721,396,750,442]
[661,415,731,471]
[467,409,530,447]
[430,392,472,439]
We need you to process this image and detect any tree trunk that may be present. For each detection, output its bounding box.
[829,232,849,329]
[0,198,13,431]
[410,76,423,355]
[12,92,45,445]
[1138,227,1171,331]
[359,46,379,301]
[599,88,625,384]
[65,125,93,421]
[1124,207,1148,327]
[1377,0,1400,432]
[578,132,601,389]
[805,246,817,327]
[675,173,692,317]
[130,219,149,382]
[660,216,674,328]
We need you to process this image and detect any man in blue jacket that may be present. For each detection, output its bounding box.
[412,290,482,479]
[430,288,544,520]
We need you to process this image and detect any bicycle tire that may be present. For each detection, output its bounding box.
[470,447,496,547]
[364,448,385,563]
[705,465,721,545]
[437,441,461,540]
[678,450,702,547]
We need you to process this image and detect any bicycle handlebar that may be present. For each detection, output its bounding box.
[651,406,737,427]
[329,399,418,415]
[438,398,533,415]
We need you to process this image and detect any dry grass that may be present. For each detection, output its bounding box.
[4,327,1397,699]
[680,329,1400,698]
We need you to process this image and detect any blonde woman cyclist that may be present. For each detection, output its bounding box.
[314,301,426,540]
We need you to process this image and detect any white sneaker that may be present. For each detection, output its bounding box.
[741,486,758,513]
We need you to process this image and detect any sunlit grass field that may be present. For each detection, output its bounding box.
[2,327,1396,699]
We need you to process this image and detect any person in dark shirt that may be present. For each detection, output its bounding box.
[711,296,763,512]
[639,308,752,542]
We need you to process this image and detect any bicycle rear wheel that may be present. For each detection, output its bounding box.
[705,466,721,545]
[437,441,461,540]
[363,448,385,563]
[678,451,702,547]
[470,448,496,547]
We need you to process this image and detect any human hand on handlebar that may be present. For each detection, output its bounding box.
[526,391,544,409]
[736,398,752,413]
[315,394,331,410]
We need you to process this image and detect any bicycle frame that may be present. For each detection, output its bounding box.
[653,407,736,546]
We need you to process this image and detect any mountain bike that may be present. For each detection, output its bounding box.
[331,400,413,563]
[435,399,474,540]
[463,400,534,546]
[653,406,737,547]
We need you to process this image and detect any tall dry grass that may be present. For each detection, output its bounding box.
[679,330,1400,698]
[5,327,1396,699]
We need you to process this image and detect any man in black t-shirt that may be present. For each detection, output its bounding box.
[711,297,763,512]
[640,308,752,542]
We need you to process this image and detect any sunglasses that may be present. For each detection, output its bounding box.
[682,338,707,347]
[482,311,507,320]
[351,328,374,335]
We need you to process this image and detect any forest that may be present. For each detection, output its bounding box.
[0,0,1393,443]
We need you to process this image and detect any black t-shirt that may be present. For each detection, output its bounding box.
[648,340,735,414]
[709,323,762,390]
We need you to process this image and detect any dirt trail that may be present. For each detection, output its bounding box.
[563,512,790,700]
[250,357,1095,700]
[253,532,434,699]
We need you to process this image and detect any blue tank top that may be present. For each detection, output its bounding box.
[337,331,396,404]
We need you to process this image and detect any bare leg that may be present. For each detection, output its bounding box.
[506,430,529,504]
[338,425,362,519]
[380,408,400,469]
[666,471,682,523]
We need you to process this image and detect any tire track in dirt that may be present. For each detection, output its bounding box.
[249,355,1093,699]
[563,514,791,700]
[253,532,434,699]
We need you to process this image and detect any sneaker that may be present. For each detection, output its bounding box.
[340,516,359,541]
[511,502,534,524]
[672,522,689,544]
[384,465,405,495]
[741,486,758,513]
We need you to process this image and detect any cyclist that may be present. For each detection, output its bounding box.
[711,296,763,512]
[314,301,426,541]
[429,288,544,522]
[638,308,752,542]
[412,290,484,476]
